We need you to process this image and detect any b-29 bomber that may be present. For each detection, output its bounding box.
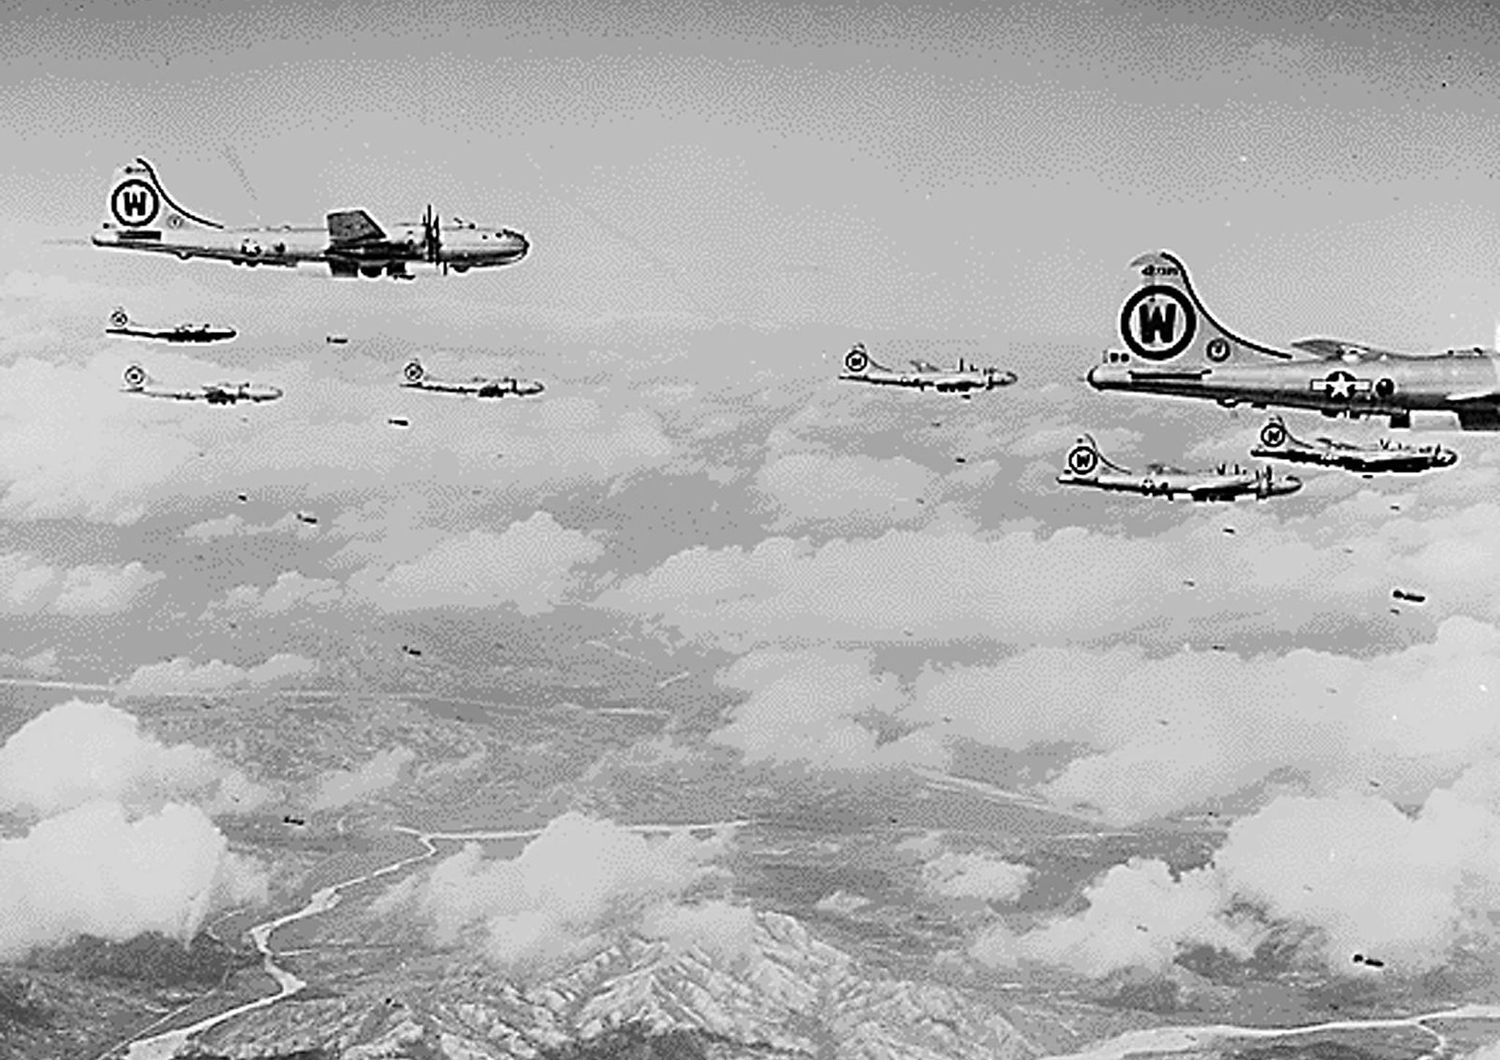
[93,157,528,280]
[1250,415,1458,474]
[400,359,544,398]
[1058,434,1301,502]
[839,344,1017,395]
[1088,250,1500,430]
[120,364,283,405]
[105,306,236,344]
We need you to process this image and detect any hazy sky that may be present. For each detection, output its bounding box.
[4,0,1500,344]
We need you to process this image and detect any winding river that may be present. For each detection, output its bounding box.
[104,815,1500,1060]
[111,820,751,1060]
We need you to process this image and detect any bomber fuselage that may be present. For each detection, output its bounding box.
[1088,351,1500,429]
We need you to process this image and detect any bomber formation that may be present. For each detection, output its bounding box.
[837,248,1475,503]
[95,157,541,409]
[92,157,1478,501]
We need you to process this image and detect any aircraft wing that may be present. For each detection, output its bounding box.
[1313,436,1363,451]
[136,386,208,401]
[1185,483,1244,500]
[1071,476,1152,495]
[414,379,481,395]
[1289,337,1409,360]
[1336,451,1406,470]
[1183,472,1254,497]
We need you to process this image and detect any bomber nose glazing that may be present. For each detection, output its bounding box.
[499,228,529,260]
[1086,361,1126,390]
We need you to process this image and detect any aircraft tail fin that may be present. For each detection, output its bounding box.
[328,209,386,245]
[1257,415,1292,450]
[1063,434,1131,477]
[843,344,891,373]
[1113,251,1320,368]
[102,158,223,234]
[108,307,129,329]
[121,363,150,391]
[402,359,426,385]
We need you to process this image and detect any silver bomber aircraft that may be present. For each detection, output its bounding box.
[1249,415,1458,474]
[105,306,236,344]
[1057,434,1302,502]
[400,358,544,398]
[839,343,1018,395]
[120,363,282,405]
[1088,250,1500,430]
[93,158,528,280]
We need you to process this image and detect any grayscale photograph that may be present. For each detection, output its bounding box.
[3,2,1500,1058]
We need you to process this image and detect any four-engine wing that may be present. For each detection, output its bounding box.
[399,359,544,398]
[1251,415,1458,473]
[120,363,282,404]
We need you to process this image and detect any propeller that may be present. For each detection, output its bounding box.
[422,204,446,275]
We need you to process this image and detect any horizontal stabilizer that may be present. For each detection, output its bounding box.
[327,209,385,244]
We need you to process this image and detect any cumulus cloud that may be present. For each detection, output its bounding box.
[596,491,1500,650]
[921,851,1033,902]
[377,812,732,974]
[356,512,604,613]
[593,520,1350,649]
[637,899,759,964]
[1212,787,1500,974]
[711,649,946,772]
[0,699,270,818]
[0,648,60,677]
[206,571,343,616]
[0,552,162,615]
[754,451,935,530]
[182,512,321,540]
[970,858,1259,979]
[909,616,1500,823]
[972,767,1500,980]
[114,653,318,698]
[0,800,269,961]
[0,699,272,960]
[309,746,417,811]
